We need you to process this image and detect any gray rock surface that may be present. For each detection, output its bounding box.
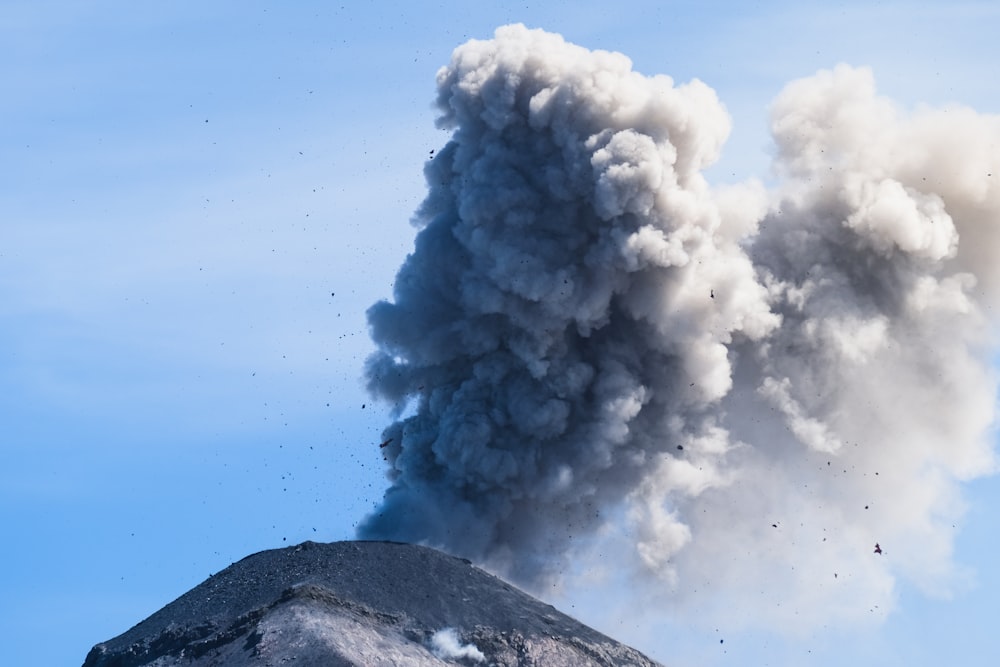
[83,540,662,666]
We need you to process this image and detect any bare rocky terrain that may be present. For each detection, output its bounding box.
[83,540,662,666]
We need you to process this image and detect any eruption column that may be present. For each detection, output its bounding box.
[359,25,999,626]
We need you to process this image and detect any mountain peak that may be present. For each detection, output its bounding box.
[84,540,662,666]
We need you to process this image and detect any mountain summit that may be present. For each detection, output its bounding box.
[83,540,662,666]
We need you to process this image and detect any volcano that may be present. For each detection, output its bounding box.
[83,540,662,666]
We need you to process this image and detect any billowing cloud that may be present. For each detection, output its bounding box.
[357,25,999,628]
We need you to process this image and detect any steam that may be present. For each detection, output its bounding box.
[428,628,485,663]
[357,25,999,627]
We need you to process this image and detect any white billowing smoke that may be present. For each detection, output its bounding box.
[358,25,999,628]
[428,628,485,663]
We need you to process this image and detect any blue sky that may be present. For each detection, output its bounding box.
[2,2,999,665]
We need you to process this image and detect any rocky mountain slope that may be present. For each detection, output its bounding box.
[83,540,662,666]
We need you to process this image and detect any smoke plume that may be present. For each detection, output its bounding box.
[358,25,999,627]
[428,628,486,663]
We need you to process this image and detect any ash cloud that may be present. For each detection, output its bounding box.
[358,25,999,627]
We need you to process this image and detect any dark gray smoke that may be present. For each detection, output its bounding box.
[358,26,999,627]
